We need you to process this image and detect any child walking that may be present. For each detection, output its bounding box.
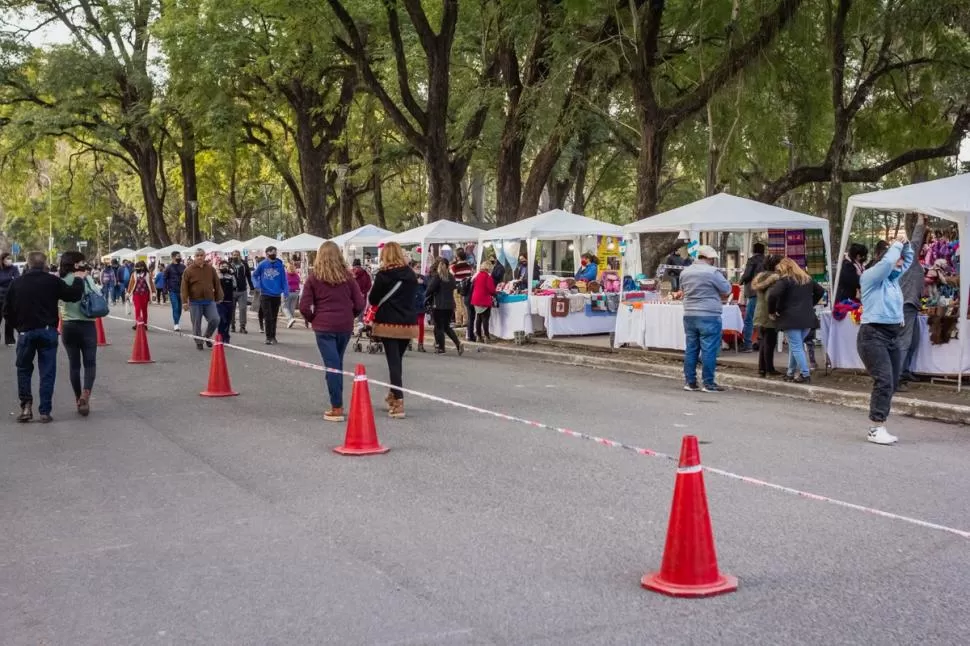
[217,261,236,344]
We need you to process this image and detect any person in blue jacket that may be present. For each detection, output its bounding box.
[575,253,599,282]
[252,245,288,345]
[857,233,913,446]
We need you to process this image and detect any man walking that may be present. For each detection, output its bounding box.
[739,242,766,352]
[677,245,732,393]
[451,249,475,340]
[858,233,912,445]
[164,251,187,331]
[229,250,254,334]
[180,249,223,351]
[3,251,87,422]
[252,246,287,345]
[896,216,927,391]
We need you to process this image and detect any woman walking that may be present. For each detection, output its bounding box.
[300,241,365,422]
[58,251,99,416]
[126,260,155,329]
[368,242,418,419]
[425,258,463,355]
[751,255,781,377]
[766,258,825,384]
[470,261,497,343]
[284,261,302,328]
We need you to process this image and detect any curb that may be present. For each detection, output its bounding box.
[471,342,970,426]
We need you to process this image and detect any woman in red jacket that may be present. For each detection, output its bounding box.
[469,261,496,343]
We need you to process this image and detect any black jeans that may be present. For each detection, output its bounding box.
[262,295,281,339]
[0,296,14,345]
[464,292,476,340]
[757,327,778,374]
[432,309,461,350]
[857,323,901,423]
[381,338,409,400]
[61,320,97,398]
[475,308,491,340]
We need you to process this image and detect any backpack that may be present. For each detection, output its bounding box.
[457,276,472,296]
[601,271,621,293]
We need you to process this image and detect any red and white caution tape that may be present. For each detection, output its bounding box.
[107,315,970,541]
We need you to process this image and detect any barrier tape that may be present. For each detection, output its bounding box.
[106,315,970,541]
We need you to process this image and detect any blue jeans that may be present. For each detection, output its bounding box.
[683,316,722,387]
[314,332,351,408]
[170,292,182,325]
[16,328,59,414]
[785,328,811,377]
[112,284,124,304]
[742,295,756,348]
[216,302,233,344]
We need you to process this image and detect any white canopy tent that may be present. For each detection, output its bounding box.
[836,173,970,385]
[331,224,393,260]
[217,239,243,253]
[107,247,136,261]
[237,235,281,256]
[155,243,186,259]
[622,193,833,281]
[382,220,484,271]
[278,232,327,253]
[186,241,222,254]
[133,246,158,258]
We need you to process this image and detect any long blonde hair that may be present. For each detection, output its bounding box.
[313,241,350,284]
[436,259,451,280]
[776,257,811,285]
[380,242,409,268]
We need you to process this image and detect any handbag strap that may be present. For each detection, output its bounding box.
[377,281,402,308]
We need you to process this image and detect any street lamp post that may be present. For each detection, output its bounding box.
[38,173,52,257]
[187,201,198,245]
[106,216,113,256]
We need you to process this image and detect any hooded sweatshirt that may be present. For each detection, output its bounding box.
[860,242,913,325]
[253,257,288,297]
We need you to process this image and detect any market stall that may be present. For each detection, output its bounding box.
[478,209,625,339]
[154,244,186,262]
[619,193,832,350]
[231,235,280,258]
[382,220,484,272]
[831,174,969,386]
[106,247,136,261]
[331,224,392,262]
[218,239,243,254]
[278,233,327,253]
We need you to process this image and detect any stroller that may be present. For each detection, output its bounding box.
[353,305,385,354]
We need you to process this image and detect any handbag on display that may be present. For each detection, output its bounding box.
[551,296,569,317]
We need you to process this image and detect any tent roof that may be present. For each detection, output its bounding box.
[155,244,186,256]
[217,239,243,252]
[383,220,484,245]
[480,209,623,241]
[184,241,222,253]
[846,173,970,221]
[278,232,328,253]
[108,247,136,259]
[623,193,830,234]
[238,235,280,253]
[133,246,157,256]
[331,224,393,248]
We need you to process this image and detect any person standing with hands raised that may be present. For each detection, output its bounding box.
[857,232,913,445]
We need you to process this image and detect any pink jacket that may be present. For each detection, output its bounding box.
[470,271,496,308]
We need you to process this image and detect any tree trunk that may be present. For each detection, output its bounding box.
[372,174,387,229]
[425,151,462,222]
[470,170,486,224]
[635,116,667,219]
[495,127,525,225]
[178,119,200,244]
[130,142,171,247]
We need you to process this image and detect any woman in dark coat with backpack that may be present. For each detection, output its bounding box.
[425,258,463,355]
[369,242,418,419]
[767,258,825,384]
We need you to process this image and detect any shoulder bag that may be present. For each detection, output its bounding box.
[80,276,109,318]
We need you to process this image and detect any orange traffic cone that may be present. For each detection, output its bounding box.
[127,321,154,364]
[95,317,110,346]
[201,334,238,397]
[641,435,738,598]
[334,364,389,456]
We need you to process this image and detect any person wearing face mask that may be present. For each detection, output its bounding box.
[126,260,156,330]
[163,252,187,331]
[575,253,598,282]
[857,232,913,446]
[0,252,20,346]
[180,249,223,351]
[513,254,541,291]
[252,246,288,345]
[217,261,236,345]
[228,251,254,334]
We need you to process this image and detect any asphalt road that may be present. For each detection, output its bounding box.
[2,309,969,645]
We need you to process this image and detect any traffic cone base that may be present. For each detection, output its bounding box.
[641,435,737,598]
[201,334,238,397]
[333,364,388,456]
[127,322,154,364]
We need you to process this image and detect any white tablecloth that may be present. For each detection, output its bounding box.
[820,311,970,375]
[614,303,743,350]
[490,299,533,340]
[531,295,617,339]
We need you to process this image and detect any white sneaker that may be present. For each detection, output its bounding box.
[867,426,898,445]
[287,319,296,329]
[173,323,180,332]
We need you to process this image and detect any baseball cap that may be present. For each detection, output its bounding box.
[696,245,719,260]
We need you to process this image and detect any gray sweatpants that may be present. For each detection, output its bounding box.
[190,302,220,342]
[232,290,249,330]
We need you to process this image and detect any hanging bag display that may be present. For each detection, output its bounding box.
[551,296,569,317]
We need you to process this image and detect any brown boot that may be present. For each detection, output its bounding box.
[388,399,405,419]
[384,392,395,411]
[323,407,345,422]
[77,390,91,417]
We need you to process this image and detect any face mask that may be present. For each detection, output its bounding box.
[580,259,588,266]
[220,267,231,274]
[267,253,277,260]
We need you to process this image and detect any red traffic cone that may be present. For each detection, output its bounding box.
[641,435,737,598]
[95,317,110,346]
[201,334,238,397]
[334,365,389,456]
[127,321,155,364]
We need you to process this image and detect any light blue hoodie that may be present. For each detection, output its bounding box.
[860,241,913,325]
